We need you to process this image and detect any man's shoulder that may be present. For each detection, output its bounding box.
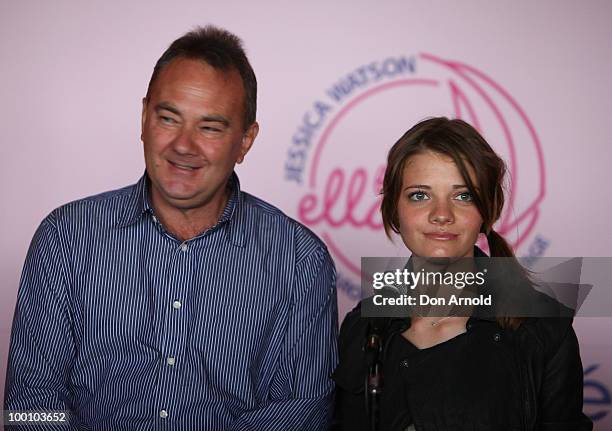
[45,181,138,228]
[240,191,328,257]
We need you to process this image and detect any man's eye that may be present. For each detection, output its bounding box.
[456,192,474,202]
[201,126,222,132]
[160,116,177,124]
[408,191,429,201]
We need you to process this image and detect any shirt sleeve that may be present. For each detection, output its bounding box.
[539,323,593,431]
[4,216,84,430]
[228,245,339,431]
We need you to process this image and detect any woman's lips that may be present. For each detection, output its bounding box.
[424,232,458,241]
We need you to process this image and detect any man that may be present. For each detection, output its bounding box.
[5,26,338,430]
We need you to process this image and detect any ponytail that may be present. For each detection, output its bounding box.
[486,230,514,258]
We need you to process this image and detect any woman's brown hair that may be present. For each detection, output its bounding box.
[381,117,523,329]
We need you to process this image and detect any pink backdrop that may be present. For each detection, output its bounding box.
[1,0,611,427]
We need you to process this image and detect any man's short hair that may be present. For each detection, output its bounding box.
[146,25,257,130]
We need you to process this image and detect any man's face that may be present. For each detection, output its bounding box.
[141,57,258,211]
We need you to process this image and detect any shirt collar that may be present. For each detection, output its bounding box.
[115,173,150,228]
[117,171,246,247]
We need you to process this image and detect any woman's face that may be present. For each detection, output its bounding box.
[397,151,483,258]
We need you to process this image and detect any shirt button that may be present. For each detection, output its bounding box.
[152,215,158,223]
[400,359,410,368]
[166,357,176,366]
[172,300,182,310]
[180,243,188,252]
[159,409,168,419]
[493,332,501,342]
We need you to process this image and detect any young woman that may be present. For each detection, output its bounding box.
[332,118,592,431]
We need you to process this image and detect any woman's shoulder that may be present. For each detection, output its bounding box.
[337,304,367,352]
[335,301,404,389]
[517,316,576,360]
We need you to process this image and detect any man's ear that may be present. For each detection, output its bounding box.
[140,97,148,141]
[236,121,259,164]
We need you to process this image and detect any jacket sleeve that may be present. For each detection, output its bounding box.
[539,321,593,431]
[4,216,85,430]
[228,245,338,431]
[331,305,369,431]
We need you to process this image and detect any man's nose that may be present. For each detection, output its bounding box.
[171,126,198,155]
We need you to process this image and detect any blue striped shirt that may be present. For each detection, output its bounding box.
[5,173,338,430]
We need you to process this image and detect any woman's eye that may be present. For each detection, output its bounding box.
[408,191,429,201]
[456,192,474,202]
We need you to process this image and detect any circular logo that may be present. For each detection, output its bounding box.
[285,53,546,308]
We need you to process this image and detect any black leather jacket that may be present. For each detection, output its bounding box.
[332,306,593,431]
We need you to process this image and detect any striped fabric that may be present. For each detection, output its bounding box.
[5,173,338,431]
